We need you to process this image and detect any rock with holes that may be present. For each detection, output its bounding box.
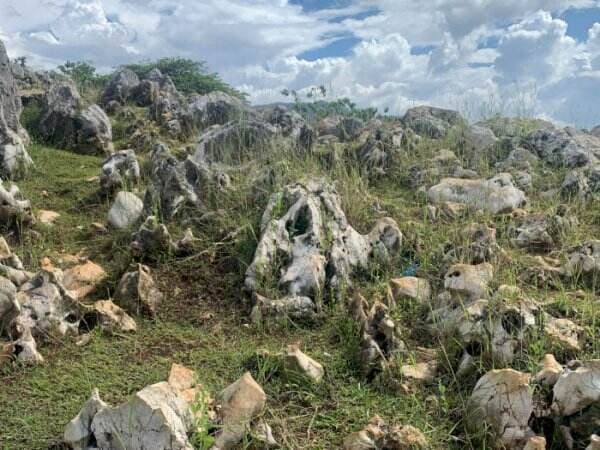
[12,326,43,363]
[444,262,493,300]
[284,344,324,383]
[62,260,107,301]
[388,277,431,305]
[212,372,266,449]
[131,216,175,258]
[100,149,140,193]
[189,91,246,128]
[0,178,34,225]
[510,212,577,252]
[90,381,195,450]
[39,81,113,155]
[64,388,108,450]
[467,369,534,449]
[107,191,143,230]
[552,360,600,417]
[114,264,164,317]
[16,270,82,339]
[524,127,600,167]
[428,174,526,214]
[245,180,402,318]
[402,106,466,139]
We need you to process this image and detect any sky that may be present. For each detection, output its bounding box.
[1,0,600,127]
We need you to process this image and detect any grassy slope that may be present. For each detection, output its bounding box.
[0,132,599,449]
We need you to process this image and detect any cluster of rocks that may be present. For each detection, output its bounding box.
[63,364,270,450]
[467,360,600,449]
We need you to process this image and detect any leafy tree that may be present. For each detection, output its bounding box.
[57,61,108,94]
[122,57,246,100]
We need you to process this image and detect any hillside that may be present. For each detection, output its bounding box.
[1,41,600,450]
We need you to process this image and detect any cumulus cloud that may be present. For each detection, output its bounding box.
[1,0,600,125]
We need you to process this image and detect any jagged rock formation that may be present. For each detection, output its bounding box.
[428,173,526,214]
[189,91,247,127]
[39,81,113,155]
[402,105,466,138]
[245,179,402,321]
[523,126,600,167]
[0,39,32,178]
[100,149,140,193]
[100,68,140,107]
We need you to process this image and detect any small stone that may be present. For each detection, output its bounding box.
[107,191,143,230]
[38,210,60,224]
[534,354,563,386]
[114,264,163,317]
[388,277,431,305]
[400,361,437,383]
[63,261,107,300]
[444,262,493,300]
[380,424,427,449]
[284,344,324,383]
[89,300,137,334]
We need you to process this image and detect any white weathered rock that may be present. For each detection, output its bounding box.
[212,372,266,449]
[467,369,534,449]
[13,326,43,363]
[64,389,108,450]
[100,149,140,193]
[284,344,324,383]
[444,262,493,300]
[552,360,600,417]
[91,381,194,450]
[107,191,143,229]
[0,178,34,225]
[428,174,526,214]
[245,180,402,318]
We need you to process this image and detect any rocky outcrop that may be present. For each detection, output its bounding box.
[100,149,140,193]
[100,68,140,106]
[523,127,600,167]
[39,81,113,155]
[0,39,32,178]
[146,69,194,138]
[428,173,526,214]
[402,105,466,138]
[264,105,314,149]
[245,180,402,321]
[189,91,246,128]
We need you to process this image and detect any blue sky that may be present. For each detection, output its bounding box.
[1,0,600,126]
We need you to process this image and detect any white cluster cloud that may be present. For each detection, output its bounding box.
[0,0,599,126]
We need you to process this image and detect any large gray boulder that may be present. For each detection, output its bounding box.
[428,173,526,214]
[189,91,246,128]
[523,126,600,167]
[100,68,140,106]
[402,106,466,139]
[39,81,113,155]
[0,40,32,178]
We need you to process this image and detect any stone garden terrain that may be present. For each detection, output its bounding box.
[1,38,600,449]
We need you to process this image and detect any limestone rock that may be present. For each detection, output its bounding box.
[245,180,402,317]
[388,277,431,305]
[114,264,164,317]
[63,261,107,301]
[100,149,140,193]
[510,213,576,252]
[402,106,466,138]
[587,435,600,450]
[379,424,427,449]
[212,372,266,449]
[250,293,316,324]
[189,91,246,127]
[524,436,547,450]
[284,344,324,383]
[107,191,143,230]
[12,326,44,363]
[265,105,314,149]
[38,210,60,225]
[428,174,526,214]
[343,416,386,450]
[131,216,175,258]
[534,354,563,386]
[552,360,600,416]
[64,389,108,450]
[563,240,600,278]
[87,300,137,334]
[100,68,140,106]
[524,127,600,167]
[0,275,18,333]
[444,262,493,300]
[91,381,194,450]
[0,178,34,225]
[39,81,113,155]
[467,369,534,449]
